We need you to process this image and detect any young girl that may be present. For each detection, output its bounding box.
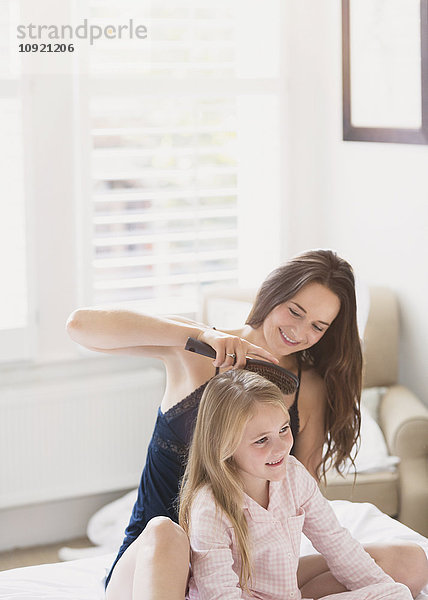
[179,369,412,600]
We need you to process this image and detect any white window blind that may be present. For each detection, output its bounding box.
[82,0,281,317]
[0,0,31,361]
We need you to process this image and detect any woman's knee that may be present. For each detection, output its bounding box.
[106,519,189,599]
[366,543,428,597]
[140,517,190,559]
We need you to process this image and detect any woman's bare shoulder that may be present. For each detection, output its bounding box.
[161,347,219,412]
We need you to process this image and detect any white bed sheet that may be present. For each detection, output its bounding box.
[0,501,427,600]
[0,553,113,600]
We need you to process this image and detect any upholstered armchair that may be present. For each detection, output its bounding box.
[322,287,428,536]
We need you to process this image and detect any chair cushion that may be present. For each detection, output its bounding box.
[322,470,399,517]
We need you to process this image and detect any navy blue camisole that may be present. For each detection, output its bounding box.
[105,365,301,587]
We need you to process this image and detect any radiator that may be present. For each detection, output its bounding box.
[0,364,165,509]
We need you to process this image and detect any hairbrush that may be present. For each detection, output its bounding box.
[184,337,299,395]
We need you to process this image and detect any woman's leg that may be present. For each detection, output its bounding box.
[317,581,413,600]
[106,517,190,600]
[297,554,346,598]
[365,543,428,598]
[297,543,428,599]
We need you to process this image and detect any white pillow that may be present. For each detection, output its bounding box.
[351,404,400,473]
[324,387,399,474]
[59,489,138,560]
[361,386,384,421]
[87,488,138,548]
[337,388,399,474]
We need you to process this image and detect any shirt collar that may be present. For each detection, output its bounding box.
[242,480,283,521]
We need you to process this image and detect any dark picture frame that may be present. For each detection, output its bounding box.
[342,0,428,144]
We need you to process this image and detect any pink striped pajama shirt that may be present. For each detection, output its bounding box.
[187,456,411,600]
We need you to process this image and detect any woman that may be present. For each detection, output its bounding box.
[66,249,428,599]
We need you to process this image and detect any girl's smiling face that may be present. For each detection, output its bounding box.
[232,402,293,503]
[262,282,341,357]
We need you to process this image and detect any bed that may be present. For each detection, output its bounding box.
[0,500,427,599]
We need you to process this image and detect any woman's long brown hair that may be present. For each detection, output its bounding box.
[246,249,362,479]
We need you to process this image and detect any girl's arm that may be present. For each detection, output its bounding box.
[187,488,245,600]
[297,463,411,597]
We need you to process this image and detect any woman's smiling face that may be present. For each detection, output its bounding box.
[262,282,341,357]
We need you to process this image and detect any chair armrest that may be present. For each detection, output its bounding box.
[379,385,428,459]
[379,386,428,534]
[398,456,428,536]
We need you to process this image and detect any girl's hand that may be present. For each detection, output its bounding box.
[197,329,279,369]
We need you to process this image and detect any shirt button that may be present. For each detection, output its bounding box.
[289,593,295,598]
[287,552,292,558]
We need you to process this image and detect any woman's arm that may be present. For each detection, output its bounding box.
[66,309,205,357]
[292,369,326,480]
[66,308,278,366]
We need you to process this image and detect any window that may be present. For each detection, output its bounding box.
[0,0,31,361]
[79,0,283,317]
[90,95,238,316]
[0,0,284,365]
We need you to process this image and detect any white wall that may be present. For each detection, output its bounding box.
[0,490,128,552]
[282,0,428,405]
[0,355,164,550]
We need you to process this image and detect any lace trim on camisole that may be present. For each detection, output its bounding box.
[161,379,212,423]
[152,432,188,457]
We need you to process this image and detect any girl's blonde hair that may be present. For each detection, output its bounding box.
[179,369,289,593]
